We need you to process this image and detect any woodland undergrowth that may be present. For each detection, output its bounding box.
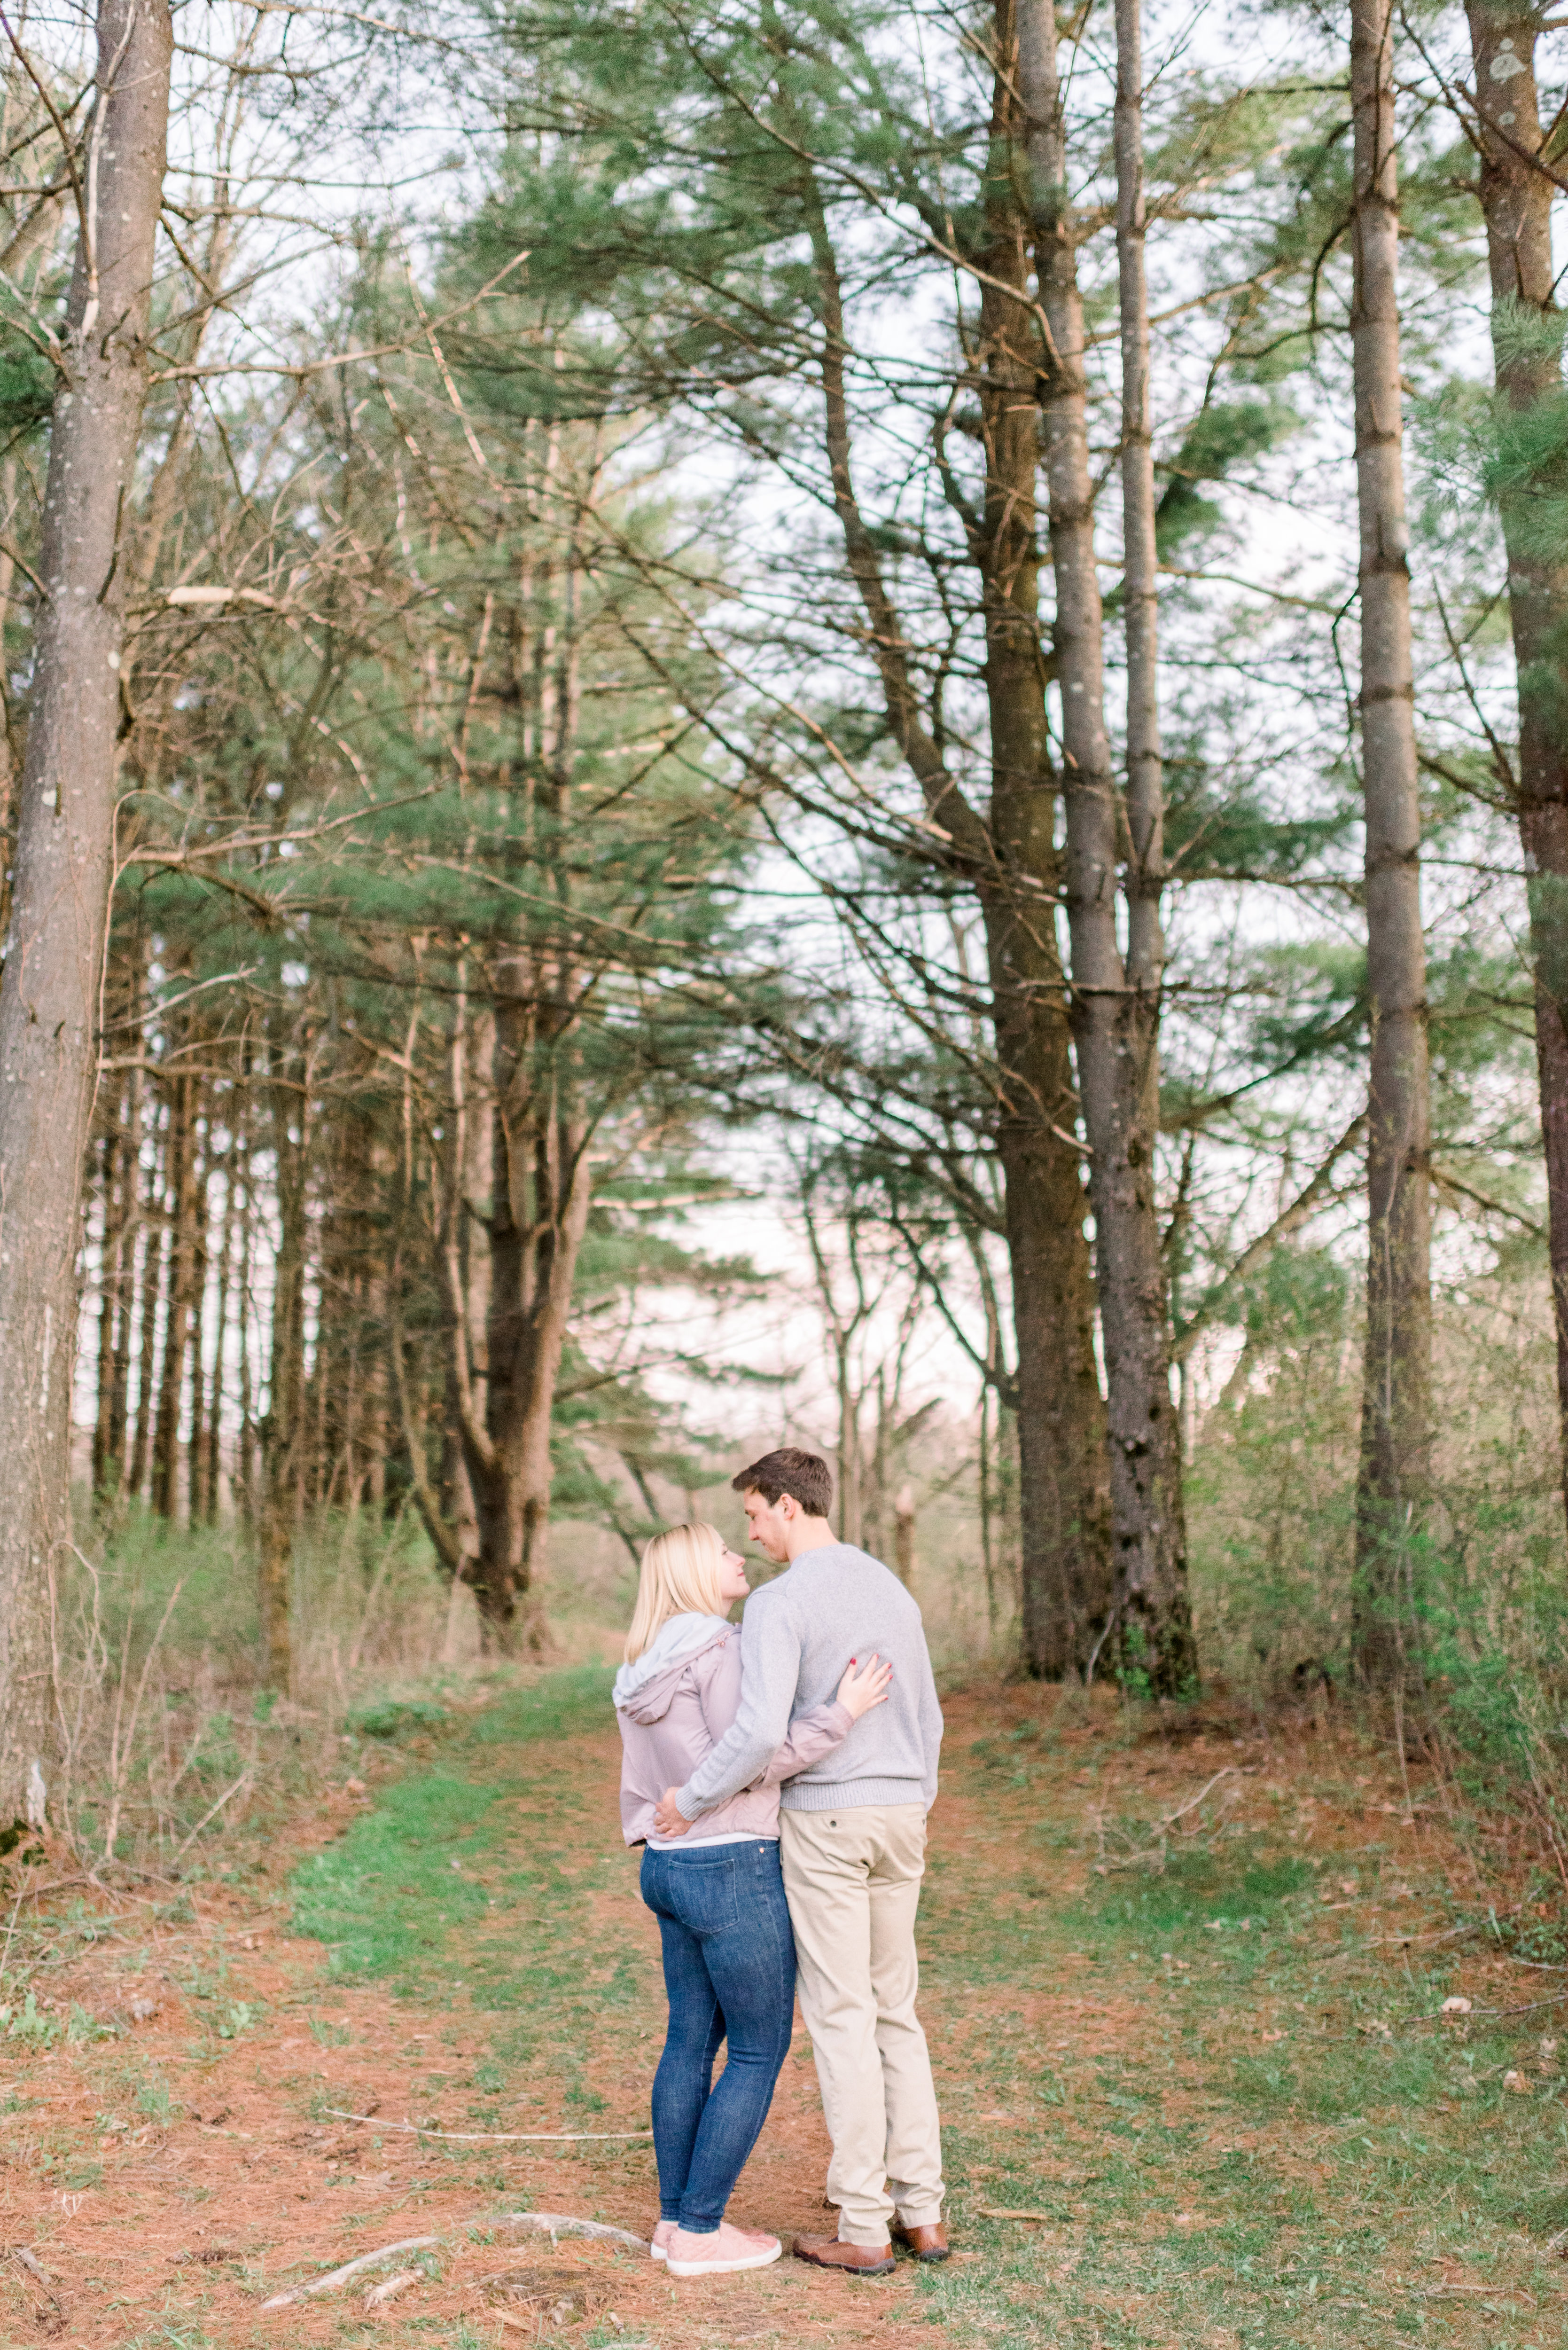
[9,1260,1568,2000]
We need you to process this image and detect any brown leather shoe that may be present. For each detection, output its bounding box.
[893,2219,950,2262]
[792,2234,896,2276]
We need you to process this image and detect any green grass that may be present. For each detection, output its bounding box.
[291,1666,615,1989]
[910,1750,1568,2346]
[289,1668,1568,2348]
[289,1662,652,2126]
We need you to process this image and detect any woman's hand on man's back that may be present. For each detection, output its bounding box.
[836,1654,893,1720]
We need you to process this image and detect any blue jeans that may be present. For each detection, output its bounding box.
[640,1839,796,2234]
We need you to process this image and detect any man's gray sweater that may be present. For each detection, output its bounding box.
[675,1540,943,1819]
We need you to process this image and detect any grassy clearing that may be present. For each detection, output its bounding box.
[915,1710,1568,2349]
[283,1673,1568,2348]
[5,1663,1560,2348]
[291,1666,649,2107]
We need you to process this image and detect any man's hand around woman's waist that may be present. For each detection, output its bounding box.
[654,1784,692,1837]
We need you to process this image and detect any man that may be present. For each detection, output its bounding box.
[653,1447,947,2275]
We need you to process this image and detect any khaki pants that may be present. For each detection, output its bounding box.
[780,1804,945,2247]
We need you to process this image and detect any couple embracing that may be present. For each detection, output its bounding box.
[614,1447,948,2281]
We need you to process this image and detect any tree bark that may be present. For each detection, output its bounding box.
[0,451,19,945]
[427,607,595,1652]
[105,1055,142,1481]
[1462,6,1568,1531]
[259,1060,308,1689]
[465,1010,591,1652]
[1019,0,1196,1692]
[975,0,1111,1672]
[235,1113,257,1510]
[185,1140,209,1522]
[1349,0,1431,1684]
[201,1128,236,1522]
[0,0,172,1814]
[1114,0,1165,1006]
[429,976,591,1653]
[92,1114,125,1495]
[127,1118,166,1502]
[151,1072,198,1520]
[799,114,1111,1673]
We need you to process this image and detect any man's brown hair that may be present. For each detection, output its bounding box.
[732,1447,834,1519]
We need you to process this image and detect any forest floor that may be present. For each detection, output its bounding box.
[0,1666,1566,2349]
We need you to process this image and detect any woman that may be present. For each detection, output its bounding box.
[615,1520,890,2280]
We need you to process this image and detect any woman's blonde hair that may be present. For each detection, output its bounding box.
[624,1522,727,1663]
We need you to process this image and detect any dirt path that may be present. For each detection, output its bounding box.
[0,1668,1565,2348]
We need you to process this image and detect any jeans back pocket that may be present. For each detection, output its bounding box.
[661,1848,740,1935]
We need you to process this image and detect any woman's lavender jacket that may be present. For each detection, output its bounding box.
[616,1624,853,1848]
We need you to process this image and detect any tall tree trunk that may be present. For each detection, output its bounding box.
[259,1065,308,1689]
[446,992,489,1572]
[151,1072,197,1520]
[0,450,19,944]
[1349,0,1431,1684]
[0,0,172,1810]
[235,1128,257,1513]
[201,1130,235,1522]
[0,193,65,933]
[185,1144,209,1522]
[1462,7,1568,1530]
[366,1344,389,1512]
[977,0,1111,1672]
[127,1116,167,1501]
[453,992,592,1653]
[1114,0,1165,1010]
[1019,0,1196,1692]
[92,1117,123,1495]
[434,551,593,1654]
[106,1059,141,1483]
[797,122,1110,1673]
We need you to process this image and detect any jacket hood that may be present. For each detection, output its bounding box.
[612,1612,732,1720]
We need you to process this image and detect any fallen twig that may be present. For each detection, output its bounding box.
[11,2246,62,2322]
[363,2269,422,2310]
[975,2206,1055,2222]
[261,2237,444,2309]
[493,2212,649,2251]
[261,2209,651,2307]
[1316,1981,1568,2044]
[1162,1767,1240,1831]
[173,1769,256,1860]
[323,2107,653,2144]
[492,2325,651,2348]
[0,1884,27,1981]
[1091,1768,1243,1876]
[1320,1906,1527,1963]
[1482,1988,1568,2022]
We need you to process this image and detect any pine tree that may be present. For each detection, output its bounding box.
[1020,0,1196,1690]
[0,0,172,1815]
[1349,0,1432,1684]
[1459,5,1568,1528]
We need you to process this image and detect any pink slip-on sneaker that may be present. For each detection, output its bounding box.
[665,2221,782,2279]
